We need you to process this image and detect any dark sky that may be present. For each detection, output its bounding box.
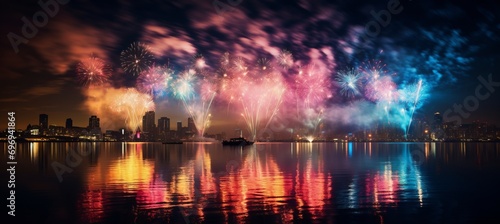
[1,0,499,134]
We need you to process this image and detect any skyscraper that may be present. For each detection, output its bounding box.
[142,111,156,133]
[177,121,183,138]
[39,114,48,129]
[187,117,197,134]
[142,111,156,141]
[158,117,170,133]
[66,118,73,129]
[433,112,443,129]
[88,115,100,129]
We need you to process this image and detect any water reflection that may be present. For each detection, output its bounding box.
[4,142,500,223]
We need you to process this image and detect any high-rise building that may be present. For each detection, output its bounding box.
[177,121,182,131]
[433,112,443,130]
[39,114,48,129]
[142,111,156,133]
[88,115,100,129]
[177,121,183,138]
[187,117,197,134]
[158,117,170,134]
[66,118,73,129]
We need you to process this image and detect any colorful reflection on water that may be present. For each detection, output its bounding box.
[4,142,500,223]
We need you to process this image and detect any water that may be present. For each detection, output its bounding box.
[2,142,500,223]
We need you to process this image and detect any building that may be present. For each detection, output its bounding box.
[88,115,100,129]
[188,117,197,135]
[66,118,73,129]
[433,112,443,130]
[177,121,183,138]
[39,114,48,130]
[142,111,156,141]
[158,117,170,140]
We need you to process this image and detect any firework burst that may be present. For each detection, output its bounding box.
[137,65,173,97]
[77,55,112,87]
[336,68,362,97]
[120,42,155,75]
[277,49,294,69]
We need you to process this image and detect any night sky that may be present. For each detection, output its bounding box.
[1,0,499,135]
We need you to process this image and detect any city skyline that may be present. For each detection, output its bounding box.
[4,110,499,142]
[1,0,499,138]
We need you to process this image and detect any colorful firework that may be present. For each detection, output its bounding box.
[173,69,216,138]
[291,64,331,140]
[120,42,155,75]
[137,65,173,97]
[77,55,112,87]
[222,69,286,141]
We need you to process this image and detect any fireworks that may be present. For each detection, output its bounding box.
[173,68,216,138]
[77,55,112,87]
[192,53,207,71]
[137,65,173,97]
[277,49,294,69]
[120,42,155,75]
[78,39,435,141]
[256,58,271,74]
[336,69,362,97]
[83,87,155,131]
[112,88,155,130]
[291,64,331,141]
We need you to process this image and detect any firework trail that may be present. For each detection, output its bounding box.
[113,88,155,131]
[137,65,174,98]
[405,79,423,139]
[221,57,286,141]
[77,55,112,87]
[120,42,155,75]
[173,68,216,138]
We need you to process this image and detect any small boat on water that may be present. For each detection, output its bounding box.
[222,137,254,146]
[162,141,183,144]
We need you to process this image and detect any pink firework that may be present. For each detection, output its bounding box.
[365,76,398,102]
[289,64,332,138]
[77,56,112,87]
[137,65,173,97]
[223,71,286,141]
[192,54,206,70]
[294,64,332,108]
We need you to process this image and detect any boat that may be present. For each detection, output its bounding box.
[222,137,254,146]
[162,141,183,144]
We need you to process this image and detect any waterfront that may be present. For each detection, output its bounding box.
[2,142,500,223]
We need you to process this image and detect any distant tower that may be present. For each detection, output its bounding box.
[39,114,48,129]
[65,118,73,129]
[88,115,100,129]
